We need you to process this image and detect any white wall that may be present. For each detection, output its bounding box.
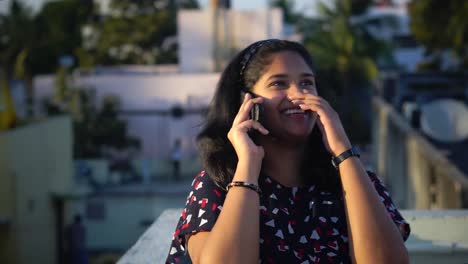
[0,116,74,264]
[230,8,283,48]
[178,8,283,73]
[178,10,216,73]
[34,73,219,159]
[66,195,187,251]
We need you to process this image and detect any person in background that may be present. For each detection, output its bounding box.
[166,39,410,263]
[171,139,182,181]
[65,214,88,264]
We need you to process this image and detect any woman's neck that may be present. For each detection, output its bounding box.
[261,138,305,187]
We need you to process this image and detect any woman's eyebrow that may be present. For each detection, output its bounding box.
[265,72,315,82]
[300,73,315,78]
[266,74,288,82]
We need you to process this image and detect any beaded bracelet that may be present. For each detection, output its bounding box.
[226,181,262,196]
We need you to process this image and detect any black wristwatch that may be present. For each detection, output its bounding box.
[331,146,360,169]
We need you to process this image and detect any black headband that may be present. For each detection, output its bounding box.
[239,39,281,77]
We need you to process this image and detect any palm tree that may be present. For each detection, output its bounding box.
[0,0,36,117]
[409,0,468,71]
[303,0,395,143]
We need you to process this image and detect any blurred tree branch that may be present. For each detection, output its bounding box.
[44,68,141,158]
[300,0,396,143]
[0,0,199,118]
[409,0,468,71]
[82,0,199,65]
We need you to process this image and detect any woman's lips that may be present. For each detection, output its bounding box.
[286,113,308,120]
[281,109,311,121]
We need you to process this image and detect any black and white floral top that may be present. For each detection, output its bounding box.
[165,170,410,264]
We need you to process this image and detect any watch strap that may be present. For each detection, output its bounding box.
[331,146,360,169]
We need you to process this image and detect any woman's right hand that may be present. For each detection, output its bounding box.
[227,93,269,167]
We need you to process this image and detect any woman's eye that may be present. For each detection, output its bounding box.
[269,80,288,88]
[300,79,315,86]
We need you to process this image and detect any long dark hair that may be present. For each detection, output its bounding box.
[197,39,341,193]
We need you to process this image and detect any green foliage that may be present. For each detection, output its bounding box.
[31,0,94,74]
[0,0,199,74]
[44,69,140,158]
[0,0,94,76]
[301,0,395,143]
[95,12,174,64]
[0,0,38,116]
[82,0,198,65]
[409,0,468,70]
[72,94,141,158]
[0,0,35,77]
[0,0,198,117]
[304,0,392,84]
[270,0,301,24]
[0,0,94,116]
[350,0,373,15]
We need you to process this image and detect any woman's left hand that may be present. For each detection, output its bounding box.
[290,90,352,156]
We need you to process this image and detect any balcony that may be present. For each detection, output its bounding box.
[118,209,468,264]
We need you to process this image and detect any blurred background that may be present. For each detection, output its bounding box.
[0,0,467,263]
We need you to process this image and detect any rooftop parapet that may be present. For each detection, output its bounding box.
[118,209,468,264]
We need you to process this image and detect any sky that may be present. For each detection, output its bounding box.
[198,0,321,17]
[0,0,320,16]
[0,0,412,17]
[199,0,318,13]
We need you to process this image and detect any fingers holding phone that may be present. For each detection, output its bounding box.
[234,93,262,123]
[228,93,269,163]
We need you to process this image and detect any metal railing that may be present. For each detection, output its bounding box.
[372,96,468,209]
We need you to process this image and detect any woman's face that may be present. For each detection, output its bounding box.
[251,51,318,143]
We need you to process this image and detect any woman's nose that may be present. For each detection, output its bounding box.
[287,83,305,97]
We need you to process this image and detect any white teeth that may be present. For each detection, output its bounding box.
[284,109,305,115]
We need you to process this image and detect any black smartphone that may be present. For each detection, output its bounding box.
[250,102,264,123]
[241,91,265,145]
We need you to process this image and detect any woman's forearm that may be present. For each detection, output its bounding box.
[198,160,260,264]
[338,157,409,264]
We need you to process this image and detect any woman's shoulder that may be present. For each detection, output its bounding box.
[190,170,224,188]
[188,170,227,199]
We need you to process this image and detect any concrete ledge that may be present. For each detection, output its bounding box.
[119,209,468,264]
[401,210,468,263]
[117,209,181,264]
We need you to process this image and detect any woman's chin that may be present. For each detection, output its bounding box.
[288,123,316,138]
[289,131,311,143]
[269,129,312,145]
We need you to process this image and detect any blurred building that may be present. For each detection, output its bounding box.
[0,117,77,264]
[20,5,290,262]
[35,70,218,160]
[5,2,468,264]
[178,7,283,72]
[348,2,468,209]
[375,72,468,207]
[34,6,286,161]
[353,1,423,72]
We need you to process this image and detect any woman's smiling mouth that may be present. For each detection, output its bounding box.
[281,107,311,120]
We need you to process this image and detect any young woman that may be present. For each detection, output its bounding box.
[165,39,410,264]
